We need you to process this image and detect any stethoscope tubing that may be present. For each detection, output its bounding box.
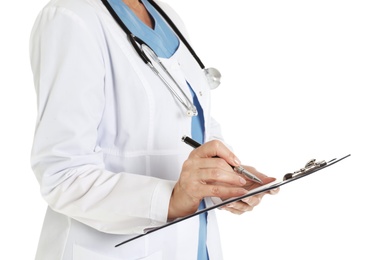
[141,45,198,116]
[101,0,204,69]
[147,0,205,69]
[102,0,200,116]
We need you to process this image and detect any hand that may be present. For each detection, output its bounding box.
[220,165,279,215]
[168,140,248,220]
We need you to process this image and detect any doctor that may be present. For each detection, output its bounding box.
[29,0,278,259]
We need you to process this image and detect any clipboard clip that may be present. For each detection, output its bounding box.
[283,158,328,181]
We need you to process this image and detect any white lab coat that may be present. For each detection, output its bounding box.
[29,0,225,259]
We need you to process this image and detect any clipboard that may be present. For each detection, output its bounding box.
[116,154,351,247]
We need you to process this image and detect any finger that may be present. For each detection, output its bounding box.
[192,140,242,167]
[200,168,247,187]
[220,206,244,215]
[194,157,234,172]
[255,173,277,185]
[241,196,262,207]
[221,201,254,214]
[178,161,248,205]
[240,165,277,186]
[267,187,280,195]
[196,159,247,186]
[182,158,247,187]
[199,184,247,200]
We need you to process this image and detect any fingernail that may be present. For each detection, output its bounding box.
[239,177,246,185]
[242,197,250,203]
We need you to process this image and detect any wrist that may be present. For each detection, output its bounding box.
[168,183,198,220]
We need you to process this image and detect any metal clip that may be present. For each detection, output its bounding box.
[283,159,327,181]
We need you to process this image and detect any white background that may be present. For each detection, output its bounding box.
[1,0,389,259]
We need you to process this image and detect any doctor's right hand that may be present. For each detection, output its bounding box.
[168,140,248,220]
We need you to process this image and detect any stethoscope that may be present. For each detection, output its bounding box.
[101,0,222,116]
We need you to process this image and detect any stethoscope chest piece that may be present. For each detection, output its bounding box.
[204,67,221,90]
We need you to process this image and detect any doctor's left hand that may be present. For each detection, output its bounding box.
[220,166,279,215]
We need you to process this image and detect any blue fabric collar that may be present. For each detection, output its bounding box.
[107,0,179,58]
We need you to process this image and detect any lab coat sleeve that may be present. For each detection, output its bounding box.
[30,5,175,235]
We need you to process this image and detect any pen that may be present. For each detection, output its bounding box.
[181,135,263,184]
